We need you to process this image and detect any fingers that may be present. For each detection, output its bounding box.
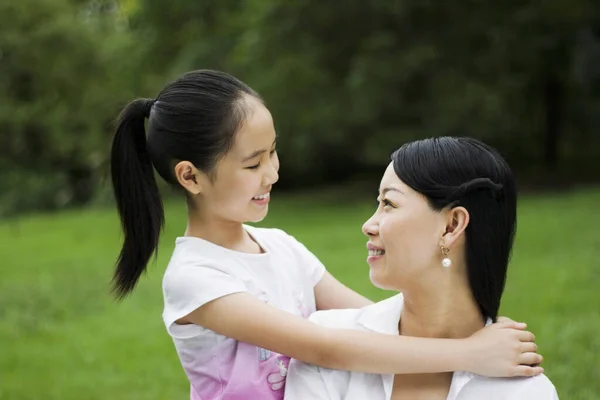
[520,342,538,354]
[518,352,543,366]
[512,365,544,377]
[496,316,516,324]
[517,330,535,342]
[495,318,527,330]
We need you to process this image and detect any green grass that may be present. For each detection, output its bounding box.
[1,188,599,399]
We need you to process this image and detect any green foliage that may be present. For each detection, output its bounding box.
[2,0,599,215]
[0,0,139,216]
[132,0,600,184]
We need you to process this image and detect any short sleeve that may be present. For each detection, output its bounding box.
[285,232,327,287]
[284,358,335,400]
[515,376,559,399]
[162,265,247,335]
[456,375,559,400]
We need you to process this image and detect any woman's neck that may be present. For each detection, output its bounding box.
[399,270,485,339]
[392,264,483,398]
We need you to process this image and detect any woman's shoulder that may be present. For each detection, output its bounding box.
[308,307,366,330]
[458,374,559,399]
[308,294,404,331]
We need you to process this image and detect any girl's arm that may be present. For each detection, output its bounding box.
[314,271,373,310]
[315,273,527,332]
[181,292,543,377]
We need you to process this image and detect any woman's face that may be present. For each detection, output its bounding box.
[362,163,448,291]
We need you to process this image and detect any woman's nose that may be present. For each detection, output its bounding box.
[362,214,379,237]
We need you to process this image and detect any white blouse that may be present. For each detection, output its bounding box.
[284,294,559,400]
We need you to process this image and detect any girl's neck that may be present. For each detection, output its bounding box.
[185,213,262,254]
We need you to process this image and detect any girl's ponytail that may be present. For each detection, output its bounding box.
[109,70,263,299]
[110,98,164,299]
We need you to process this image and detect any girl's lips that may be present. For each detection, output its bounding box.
[252,192,270,206]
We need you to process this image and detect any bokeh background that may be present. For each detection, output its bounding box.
[1,1,599,399]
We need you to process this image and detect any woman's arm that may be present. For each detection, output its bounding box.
[314,271,373,310]
[181,292,543,377]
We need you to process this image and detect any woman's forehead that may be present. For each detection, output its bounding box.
[380,163,401,187]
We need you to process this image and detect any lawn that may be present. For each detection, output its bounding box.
[1,188,598,399]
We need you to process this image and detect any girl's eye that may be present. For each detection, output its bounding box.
[247,150,276,170]
[382,199,394,208]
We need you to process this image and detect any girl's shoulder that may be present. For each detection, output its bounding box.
[244,224,304,251]
[244,224,290,241]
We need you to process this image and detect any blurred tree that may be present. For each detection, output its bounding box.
[131,0,600,186]
[0,0,140,216]
[2,0,599,216]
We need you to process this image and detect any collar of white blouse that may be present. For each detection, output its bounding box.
[355,294,483,400]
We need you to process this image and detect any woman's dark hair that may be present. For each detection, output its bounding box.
[391,137,517,321]
[110,70,261,299]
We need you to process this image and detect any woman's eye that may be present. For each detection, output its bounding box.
[376,198,393,208]
[382,199,394,208]
[246,163,260,170]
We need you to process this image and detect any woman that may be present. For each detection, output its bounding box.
[284,137,558,399]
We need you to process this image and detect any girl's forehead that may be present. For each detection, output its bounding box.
[230,106,276,153]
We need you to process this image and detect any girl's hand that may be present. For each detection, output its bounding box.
[465,318,543,377]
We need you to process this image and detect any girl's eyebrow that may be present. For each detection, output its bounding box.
[241,138,277,162]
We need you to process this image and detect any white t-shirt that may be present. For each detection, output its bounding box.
[285,294,559,400]
[162,225,326,400]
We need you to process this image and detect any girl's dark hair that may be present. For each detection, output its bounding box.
[391,137,517,321]
[110,70,260,299]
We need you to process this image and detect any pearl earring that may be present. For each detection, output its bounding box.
[441,246,452,268]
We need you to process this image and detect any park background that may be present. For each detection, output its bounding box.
[1,1,599,399]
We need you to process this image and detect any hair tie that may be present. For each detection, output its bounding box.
[142,98,156,118]
[445,178,504,202]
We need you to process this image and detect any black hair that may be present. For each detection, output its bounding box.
[110,70,261,299]
[391,137,517,321]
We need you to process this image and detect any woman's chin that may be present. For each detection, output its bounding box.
[369,271,387,289]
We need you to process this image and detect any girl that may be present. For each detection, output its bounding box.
[110,70,543,400]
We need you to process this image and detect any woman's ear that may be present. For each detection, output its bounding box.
[441,206,470,248]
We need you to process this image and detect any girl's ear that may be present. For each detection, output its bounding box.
[174,161,205,195]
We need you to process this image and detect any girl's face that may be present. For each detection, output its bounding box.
[186,96,280,224]
[361,163,447,291]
